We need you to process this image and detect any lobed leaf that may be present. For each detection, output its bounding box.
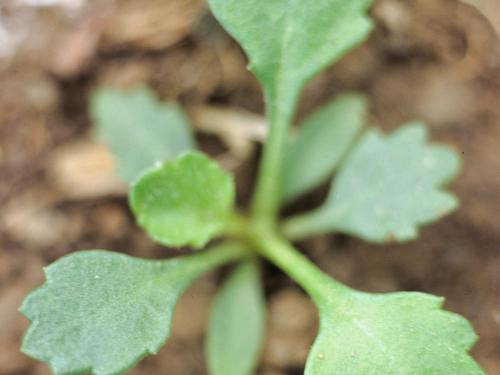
[208,0,374,113]
[20,243,246,375]
[130,151,235,248]
[282,94,366,202]
[91,87,195,183]
[284,123,461,243]
[206,259,266,375]
[306,288,484,374]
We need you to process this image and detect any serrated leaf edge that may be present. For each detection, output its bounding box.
[19,251,188,375]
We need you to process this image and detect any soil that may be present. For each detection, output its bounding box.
[1,0,500,374]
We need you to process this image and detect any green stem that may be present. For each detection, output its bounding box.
[251,89,297,225]
[225,211,251,239]
[282,208,344,241]
[249,228,347,306]
[183,241,250,276]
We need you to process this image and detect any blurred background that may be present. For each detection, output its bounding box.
[1,0,500,374]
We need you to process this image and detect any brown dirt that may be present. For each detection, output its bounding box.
[1,0,500,374]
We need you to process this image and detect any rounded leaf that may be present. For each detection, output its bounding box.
[130,152,235,248]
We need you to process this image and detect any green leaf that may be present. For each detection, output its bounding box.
[251,232,483,375]
[206,259,266,375]
[130,151,235,248]
[20,243,247,375]
[306,288,484,375]
[91,87,195,183]
[209,0,374,222]
[283,123,461,243]
[282,94,366,202]
[208,0,374,110]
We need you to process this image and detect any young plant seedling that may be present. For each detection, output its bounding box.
[20,1,485,374]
